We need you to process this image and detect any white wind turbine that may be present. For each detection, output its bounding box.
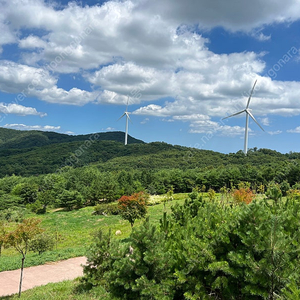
[118,97,131,145]
[222,80,264,155]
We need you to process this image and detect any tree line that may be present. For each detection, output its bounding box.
[0,161,299,215]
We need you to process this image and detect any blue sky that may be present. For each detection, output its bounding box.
[1,0,300,154]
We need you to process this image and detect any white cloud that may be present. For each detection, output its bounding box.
[3,124,60,131]
[135,0,300,32]
[0,0,300,131]
[0,103,46,117]
[33,87,97,106]
[260,117,270,126]
[173,114,210,121]
[287,126,300,133]
[105,127,116,131]
[189,119,247,137]
[0,61,56,94]
[252,32,271,41]
[64,130,75,135]
[140,118,149,124]
[268,130,282,135]
[19,35,47,49]
[0,61,97,105]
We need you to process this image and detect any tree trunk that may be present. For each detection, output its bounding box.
[18,256,25,298]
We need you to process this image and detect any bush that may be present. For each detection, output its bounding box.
[26,200,44,214]
[0,207,26,222]
[232,187,255,204]
[93,203,120,216]
[0,193,22,210]
[29,233,55,255]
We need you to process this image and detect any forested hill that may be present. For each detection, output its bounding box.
[0,127,299,177]
[0,128,143,149]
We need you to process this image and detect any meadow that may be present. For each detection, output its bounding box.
[0,193,186,272]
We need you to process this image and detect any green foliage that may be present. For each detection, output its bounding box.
[266,182,282,203]
[0,221,6,256]
[0,207,26,222]
[282,281,300,300]
[12,182,38,204]
[59,190,84,211]
[0,193,22,210]
[280,180,291,196]
[207,188,216,201]
[37,190,56,213]
[93,203,120,216]
[29,233,55,255]
[81,229,112,288]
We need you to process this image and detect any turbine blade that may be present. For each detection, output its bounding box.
[117,113,126,121]
[247,110,264,132]
[246,79,258,109]
[126,113,133,123]
[222,110,245,120]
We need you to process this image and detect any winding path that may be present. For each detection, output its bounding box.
[0,256,87,297]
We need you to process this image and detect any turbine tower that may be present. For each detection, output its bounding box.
[118,97,131,145]
[222,80,264,155]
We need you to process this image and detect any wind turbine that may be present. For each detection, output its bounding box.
[118,97,131,145]
[222,80,264,155]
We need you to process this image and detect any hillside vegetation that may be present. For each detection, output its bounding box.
[0,128,299,177]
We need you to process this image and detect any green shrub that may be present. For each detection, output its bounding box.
[29,233,55,255]
[0,207,26,222]
[0,193,22,210]
[26,200,43,214]
[93,203,120,216]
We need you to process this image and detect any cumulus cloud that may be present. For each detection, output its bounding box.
[268,130,282,135]
[134,0,300,32]
[189,119,247,137]
[0,61,97,105]
[19,35,47,49]
[260,117,270,126]
[0,103,46,117]
[0,61,55,94]
[287,126,300,133]
[0,0,300,131]
[3,124,60,131]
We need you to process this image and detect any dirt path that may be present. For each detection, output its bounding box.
[0,256,87,297]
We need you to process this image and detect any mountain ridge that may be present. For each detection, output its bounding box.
[0,128,144,149]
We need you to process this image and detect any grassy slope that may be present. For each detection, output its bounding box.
[0,195,186,272]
